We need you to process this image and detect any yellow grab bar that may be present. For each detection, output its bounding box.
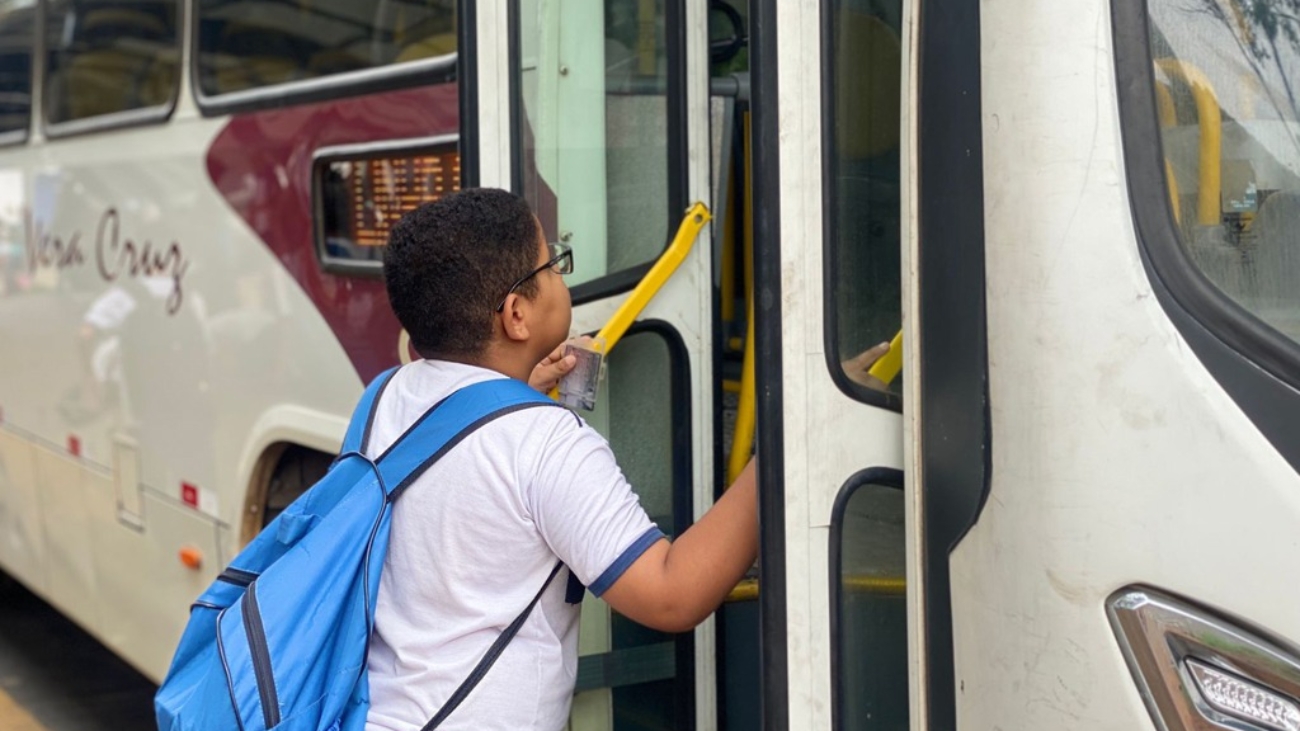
[865,330,904,385]
[549,203,712,401]
[595,202,712,353]
[1155,58,1221,228]
[725,574,906,603]
[726,113,758,485]
[727,296,757,484]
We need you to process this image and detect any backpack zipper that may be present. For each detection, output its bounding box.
[242,582,281,728]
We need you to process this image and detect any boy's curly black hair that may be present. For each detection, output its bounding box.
[383,188,540,358]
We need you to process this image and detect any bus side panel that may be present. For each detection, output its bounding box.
[94,493,220,677]
[2,108,369,679]
[0,431,45,593]
[34,444,100,634]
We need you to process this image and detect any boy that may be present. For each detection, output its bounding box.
[365,188,758,730]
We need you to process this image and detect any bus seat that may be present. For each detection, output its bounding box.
[371,0,456,65]
[1246,190,1300,306]
[58,8,173,120]
[394,32,456,63]
[308,46,368,77]
[208,22,300,94]
[833,11,901,161]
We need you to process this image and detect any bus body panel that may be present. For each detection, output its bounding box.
[951,1,1300,728]
[0,82,462,678]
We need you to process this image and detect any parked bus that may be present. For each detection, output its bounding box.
[2,0,1299,729]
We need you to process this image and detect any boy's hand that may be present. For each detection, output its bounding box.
[529,341,582,392]
[841,341,891,391]
[530,336,595,392]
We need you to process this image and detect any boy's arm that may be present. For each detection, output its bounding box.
[599,458,758,633]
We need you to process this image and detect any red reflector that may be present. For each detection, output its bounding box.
[67,436,81,457]
[181,482,199,508]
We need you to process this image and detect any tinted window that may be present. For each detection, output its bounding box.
[196,0,455,97]
[572,328,693,730]
[834,478,907,731]
[514,0,671,289]
[1148,1,1300,345]
[44,0,179,124]
[0,1,33,136]
[824,0,904,402]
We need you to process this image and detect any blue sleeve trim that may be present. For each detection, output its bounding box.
[589,526,666,597]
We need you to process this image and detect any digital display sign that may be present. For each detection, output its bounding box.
[315,140,460,274]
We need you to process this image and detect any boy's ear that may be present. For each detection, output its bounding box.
[498,293,532,342]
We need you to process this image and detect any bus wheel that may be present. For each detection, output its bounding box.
[260,445,332,529]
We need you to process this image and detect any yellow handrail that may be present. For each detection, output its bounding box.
[865,329,904,385]
[727,112,757,485]
[728,296,757,483]
[1155,58,1222,227]
[1155,81,1183,225]
[726,574,906,602]
[595,202,712,353]
[549,203,711,402]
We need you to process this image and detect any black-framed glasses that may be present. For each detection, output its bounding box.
[494,242,574,312]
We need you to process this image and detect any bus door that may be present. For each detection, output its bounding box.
[741,0,914,729]
[467,1,719,729]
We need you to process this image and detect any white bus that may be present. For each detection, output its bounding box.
[3,0,1300,729]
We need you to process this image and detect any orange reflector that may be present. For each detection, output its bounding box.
[179,546,203,570]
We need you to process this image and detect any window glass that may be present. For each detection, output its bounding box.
[1148,1,1300,344]
[0,1,33,136]
[835,480,907,731]
[44,0,179,124]
[515,0,670,289]
[824,0,904,400]
[708,0,748,77]
[573,329,691,730]
[196,0,455,97]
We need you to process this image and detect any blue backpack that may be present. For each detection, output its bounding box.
[155,368,563,731]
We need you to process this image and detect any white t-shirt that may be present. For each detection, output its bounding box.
[363,360,662,731]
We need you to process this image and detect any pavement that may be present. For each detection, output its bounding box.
[0,576,157,731]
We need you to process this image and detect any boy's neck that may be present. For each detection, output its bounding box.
[431,345,534,383]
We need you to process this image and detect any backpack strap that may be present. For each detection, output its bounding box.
[341,366,400,456]
[421,561,566,731]
[374,377,566,502]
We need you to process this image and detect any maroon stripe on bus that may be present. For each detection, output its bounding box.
[205,84,458,382]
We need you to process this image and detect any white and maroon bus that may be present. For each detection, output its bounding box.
[3,0,1300,730]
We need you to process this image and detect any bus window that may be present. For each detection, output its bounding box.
[514,0,671,291]
[0,0,33,138]
[824,1,903,404]
[43,0,179,125]
[832,474,907,731]
[1148,2,1300,346]
[196,0,455,97]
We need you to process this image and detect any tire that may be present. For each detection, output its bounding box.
[262,445,334,528]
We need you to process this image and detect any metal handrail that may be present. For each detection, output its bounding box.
[1155,58,1222,228]
[550,202,712,400]
[595,202,712,353]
